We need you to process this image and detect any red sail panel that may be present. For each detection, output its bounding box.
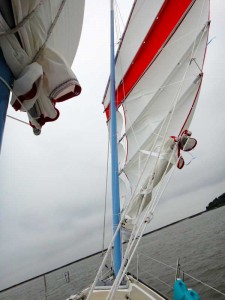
[105,0,193,120]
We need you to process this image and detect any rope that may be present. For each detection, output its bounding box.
[114,1,123,45]
[88,15,181,300]
[89,1,209,299]
[0,1,44,36]
[87,147,207,299]
[137,253,225,297]
[0,0,67,62]
[96,144,178,299]
[139,253,177,271]
[107,149,177,300]
[0,69,30,128]
[6,115,30,126]
[109,134,199,298]
[0,0,68,130]
[140,271,173,290]
[106,2,208,297]
[183,272,225,297]
[122,4,209,224]
[86,216,123,300]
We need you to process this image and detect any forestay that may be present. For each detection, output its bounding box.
[103,0,210,230]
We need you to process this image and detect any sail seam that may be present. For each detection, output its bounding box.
[105,0,195,120]
[0,1,44,36]
[106,1,209,297]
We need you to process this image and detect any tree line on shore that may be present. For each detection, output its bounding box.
[206,193,225,210]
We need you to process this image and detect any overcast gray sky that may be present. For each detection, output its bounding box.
[0,0,225,290]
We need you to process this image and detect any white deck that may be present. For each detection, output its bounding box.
[67,275,167,300]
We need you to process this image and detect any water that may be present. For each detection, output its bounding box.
[1,207,225,300]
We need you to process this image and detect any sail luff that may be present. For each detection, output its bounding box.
[118,0,209,196]
[110,0,122,276]
[120,22,209,137]
[104,0,194,120]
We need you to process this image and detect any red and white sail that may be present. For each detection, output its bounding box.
[103,0,210,229]
[0,0,85,133]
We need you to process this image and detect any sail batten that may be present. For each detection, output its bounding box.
[104,0,197,120]
[103,0,165,110]
[0,1,85,133]
[104,0,210,230]
[120,24,209,166]
[124,77,203,170]
[123,20,208,128]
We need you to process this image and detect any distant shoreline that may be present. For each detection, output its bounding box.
[0,208,212,293]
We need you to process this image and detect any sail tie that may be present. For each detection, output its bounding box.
[170,130,197,169]
[0,1,44,37]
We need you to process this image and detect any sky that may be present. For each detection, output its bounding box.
[0,0,225,291]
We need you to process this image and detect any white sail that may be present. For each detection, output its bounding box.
[104,0,210,229]
[0,0,85,132]
[65,1,211,299]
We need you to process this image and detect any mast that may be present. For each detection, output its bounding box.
[110,0,122,276]
[0,2,15,152]
[0,50,13,153]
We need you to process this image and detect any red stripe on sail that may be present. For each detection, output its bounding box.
[105,0,193,120]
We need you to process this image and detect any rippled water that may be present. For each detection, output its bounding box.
[1,207,225,300]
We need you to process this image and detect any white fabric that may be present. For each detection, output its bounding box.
[12,62,43,111]
[103,0,165,109]
[0,0,85,131]
[106,0,209,230]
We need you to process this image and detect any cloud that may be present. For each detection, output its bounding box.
[0,0,225,291]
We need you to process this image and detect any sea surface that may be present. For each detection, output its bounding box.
[1,206,225,300]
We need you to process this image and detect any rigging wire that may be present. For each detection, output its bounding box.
[90,25,185,300]
[114,1,124,44]
[109,132,202,297]
[33,0,67,62]
[87,146,177,300]
[0,1,44,36]
[0,0,68,131]
[183,272,225,297]
[141,271,173,289]
[6,115,30,126]
[137,253,225,297]
[0,76,40,128]
[116,20,209,229]
[120,8,209,225]
[106,2,209,298]
[88,0,209,299]
[108,150,177,299]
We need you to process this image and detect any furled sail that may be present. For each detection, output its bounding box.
[103,0,210,230]
[0,0,85,133]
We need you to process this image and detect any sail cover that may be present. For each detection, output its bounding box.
[0,0,85,133]
[103,0,210,229]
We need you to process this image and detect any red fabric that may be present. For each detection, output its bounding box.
[54,84,81,103]
[29,104,60,128]
[178,79,202,137]
[170,133,197,169]
[12,83,37,111]
[37,108,60,126]
[105,0,193,120]
[177,156,185,169]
